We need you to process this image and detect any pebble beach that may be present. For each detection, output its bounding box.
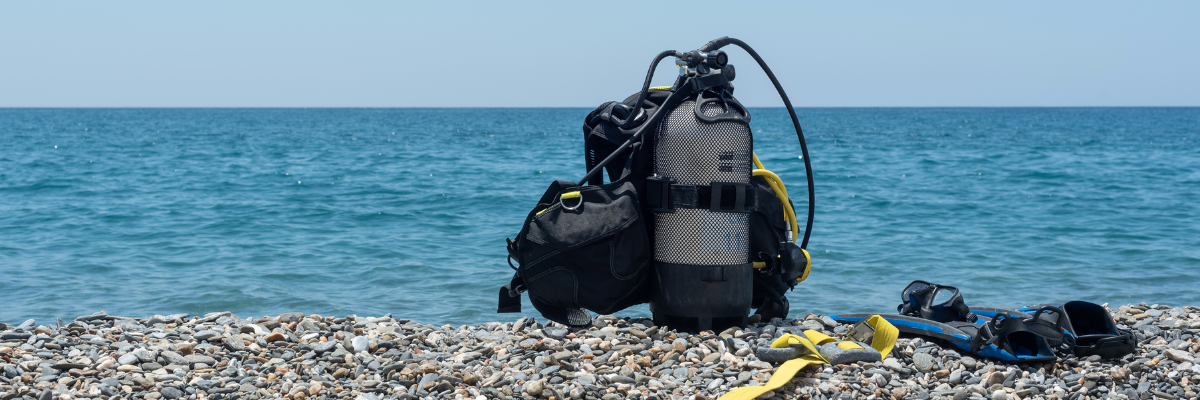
[2,304,1197,400]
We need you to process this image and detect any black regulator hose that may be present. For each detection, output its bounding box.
[700,37,816,250]
[577,49,682,186]
[616,50,684,129]
[582,38,815,250]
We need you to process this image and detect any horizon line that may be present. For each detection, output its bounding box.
[3,105,1199,109]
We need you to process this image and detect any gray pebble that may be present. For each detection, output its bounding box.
[161,350,189,365]
[193,330,219,341]
[544,326,568,339]
[801,320,824,331]
[352,336,369,353]
[418,373,438,390]
[1164,349,1194,362]
[673,367,688,379]
[118,353,140,365]
[912,352,935,373]
[611,374,637,384]
[524,380,544,396]
[0,332,32,341]
[134,348,155,362]
[869,372,888,387]
[0,305,1184,400]
[278,312,305,323]
[184,354,217,365]
[160,386,183,399]
[313,340,337,353]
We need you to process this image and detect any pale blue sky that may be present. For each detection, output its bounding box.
[2,2,1197,107]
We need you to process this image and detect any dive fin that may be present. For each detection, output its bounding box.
[830,313,1057,363]
[974,301,1136,359]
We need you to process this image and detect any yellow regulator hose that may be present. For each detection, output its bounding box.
[752,153,799,241]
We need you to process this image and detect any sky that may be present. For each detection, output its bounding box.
[2,2,1198,107]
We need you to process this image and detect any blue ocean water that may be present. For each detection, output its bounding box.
[2,108,1198,326]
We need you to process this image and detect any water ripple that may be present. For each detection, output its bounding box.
[1,107,1198,325]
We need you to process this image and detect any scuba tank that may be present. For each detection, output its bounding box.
[647,51,756,332]
[500,37,813,332]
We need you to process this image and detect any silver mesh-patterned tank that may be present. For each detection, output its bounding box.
[653,100,752,265]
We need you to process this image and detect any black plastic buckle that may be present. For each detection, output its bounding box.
[497,283,525,313]
[709,182,750,213]
[689,72,730,92]
[646,175,675,213]
[848,319,876,344]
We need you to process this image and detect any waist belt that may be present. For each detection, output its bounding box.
[645,177,754,213]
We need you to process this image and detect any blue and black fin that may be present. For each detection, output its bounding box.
[829,313,1058,363]
[973,301,1136,359]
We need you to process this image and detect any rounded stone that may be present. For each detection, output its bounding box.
[193,330,219,341]
[352,336,369,353]
[524,380,544,396]
[118,353,139,365]
[544,327,568,339]
[912,352,935,373]
[160,387,184,399]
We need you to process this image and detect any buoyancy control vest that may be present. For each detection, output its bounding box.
[499,37,814,332]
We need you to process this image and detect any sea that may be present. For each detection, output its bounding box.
[2,107,1198,327]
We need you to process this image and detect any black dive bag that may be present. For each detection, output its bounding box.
[499,175,653,326]
[499,37,815,330]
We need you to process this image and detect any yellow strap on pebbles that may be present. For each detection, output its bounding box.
[717,315,898,400]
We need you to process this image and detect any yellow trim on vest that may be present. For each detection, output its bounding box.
[536,191,581,218]
[534,204,556,218]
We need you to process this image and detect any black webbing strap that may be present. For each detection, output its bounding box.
[498,272,583,327]
[497,273,524,313]
[646,180,754,213]
[970,311,1070,355]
